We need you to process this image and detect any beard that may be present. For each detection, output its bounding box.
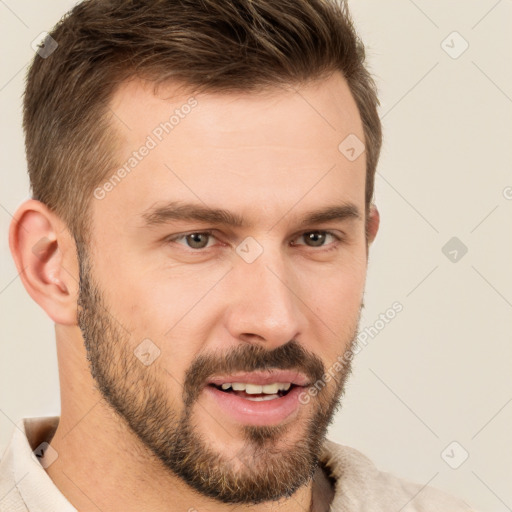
[76,242,358,504]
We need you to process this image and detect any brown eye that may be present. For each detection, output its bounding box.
[167,231,216,250]
[184,232,211,249]
[294,231,340,248]
[303,231,327,247]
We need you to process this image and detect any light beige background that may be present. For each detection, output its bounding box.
[1,1,511,510]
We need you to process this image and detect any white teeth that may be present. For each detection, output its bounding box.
[245,384,263,394]
[262,383,279,394]
[217,382,292,394]
[246,395,280,401]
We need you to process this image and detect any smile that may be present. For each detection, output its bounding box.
[210,382,294,401]
[203,370,310,425]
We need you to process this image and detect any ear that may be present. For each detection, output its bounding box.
[9,199,80,325]
[366,203,380,245]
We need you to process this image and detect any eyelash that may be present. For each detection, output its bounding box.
[166,230,344,253]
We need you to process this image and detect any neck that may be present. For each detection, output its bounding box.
[310,465,335,512]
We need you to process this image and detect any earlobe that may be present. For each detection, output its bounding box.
[366,204,380,244]
[9,199,79,325]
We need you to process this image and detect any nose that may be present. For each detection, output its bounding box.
[224,246,304,350]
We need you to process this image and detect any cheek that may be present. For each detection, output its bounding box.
[303,249,366,305]
[300,257,366,351]
[99,260,200,331]
[87,270,189,379]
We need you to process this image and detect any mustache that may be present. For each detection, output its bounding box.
[182,340,325,406]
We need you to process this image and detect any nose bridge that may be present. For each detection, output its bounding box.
[225,243,302,346]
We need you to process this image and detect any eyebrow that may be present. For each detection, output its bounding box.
[141,201,362,229]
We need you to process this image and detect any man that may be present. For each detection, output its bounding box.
[1,0,475,510]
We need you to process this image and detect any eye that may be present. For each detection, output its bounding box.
[292,230,342,248]
[165,229,343,252]
[167,230,217,250]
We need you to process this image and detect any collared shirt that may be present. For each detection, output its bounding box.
[0,417,475,511]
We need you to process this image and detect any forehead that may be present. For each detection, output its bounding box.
[110,72,362,148]
[95,73,366,231]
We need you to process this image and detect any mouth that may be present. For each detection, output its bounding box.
[208,381,297,401]
[203,370,311,426]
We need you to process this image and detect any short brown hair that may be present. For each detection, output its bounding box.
[24,0,381,242]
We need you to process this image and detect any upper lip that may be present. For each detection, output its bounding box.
[207,370,311,387]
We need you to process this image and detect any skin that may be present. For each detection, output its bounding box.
[9,71,379,512]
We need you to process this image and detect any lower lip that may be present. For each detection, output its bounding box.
[203,385,305,426]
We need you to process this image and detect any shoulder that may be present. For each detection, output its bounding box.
[320,439,476,512]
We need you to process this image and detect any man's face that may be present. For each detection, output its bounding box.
[78,72,371,503]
